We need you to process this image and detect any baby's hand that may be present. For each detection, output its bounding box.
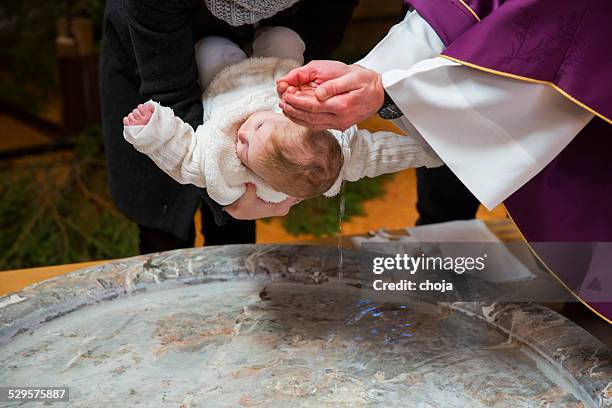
[123,104,155,126]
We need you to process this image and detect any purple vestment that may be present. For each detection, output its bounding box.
[407,0,612,321]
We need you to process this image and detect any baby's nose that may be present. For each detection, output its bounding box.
[237,130,248,144]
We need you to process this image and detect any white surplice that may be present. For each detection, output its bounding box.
[357,11,593,210]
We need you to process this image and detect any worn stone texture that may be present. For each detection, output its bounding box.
[0,245,610,407]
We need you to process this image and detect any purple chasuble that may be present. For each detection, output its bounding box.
[407,0,612,322]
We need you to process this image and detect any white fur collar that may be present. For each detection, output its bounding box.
[199,58,304,205]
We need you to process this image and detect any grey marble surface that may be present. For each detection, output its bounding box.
[0,245,610,407]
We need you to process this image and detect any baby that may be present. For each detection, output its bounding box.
[124,99,343,201]
[123,27,441,206]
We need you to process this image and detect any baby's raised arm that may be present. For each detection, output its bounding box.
[123,101,207,188]
[339,126,442,183]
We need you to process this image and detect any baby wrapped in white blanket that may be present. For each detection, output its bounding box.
[123,27,441,206]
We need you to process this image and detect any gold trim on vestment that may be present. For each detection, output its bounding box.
[501,204,612,325]
[456,0,481,21]
[438,55,612,125]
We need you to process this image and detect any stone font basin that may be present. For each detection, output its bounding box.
[1,245,610,407]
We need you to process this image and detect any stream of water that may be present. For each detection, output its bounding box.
[337,190,345,281]
[337,130,349,282]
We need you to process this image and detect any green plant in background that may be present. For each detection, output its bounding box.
[0,127,138,271]
[276,175,392,237]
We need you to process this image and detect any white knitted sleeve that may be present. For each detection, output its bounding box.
[123,100,207,188]
[338,125,443,183]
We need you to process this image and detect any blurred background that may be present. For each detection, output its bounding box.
[0,0,506,271]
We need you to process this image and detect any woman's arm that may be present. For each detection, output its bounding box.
[126,0,203,129]
[126,0,238,220]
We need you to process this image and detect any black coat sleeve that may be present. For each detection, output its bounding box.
[126,0,228,222]
[125,0,202,128]
[291,0,359,61]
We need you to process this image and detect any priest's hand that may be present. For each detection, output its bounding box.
[224,183,297,220]
[277,60,385,131]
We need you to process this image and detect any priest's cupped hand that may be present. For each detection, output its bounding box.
[276,61,385,131]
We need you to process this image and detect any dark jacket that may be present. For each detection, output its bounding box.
[100,0,358,240]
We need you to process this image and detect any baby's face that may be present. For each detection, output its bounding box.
[236,110,297,180]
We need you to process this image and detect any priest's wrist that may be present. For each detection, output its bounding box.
[377,86,404,120]
[375,74,385,111]
[353,64,386,118]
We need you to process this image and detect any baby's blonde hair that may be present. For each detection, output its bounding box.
[259,124,343,199]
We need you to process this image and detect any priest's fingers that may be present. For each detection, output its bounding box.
[283,107,342,130]
[314,74,359,101]
[276,64,316,88]
[279,112,310,127]
[277,81,289,96]
[282,92,355,118]
[282,93,331,113]
[279,102,342,129]
[276,60,351,88]
[282,112,331,131]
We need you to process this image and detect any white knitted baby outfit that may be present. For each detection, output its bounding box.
[123,57,442,205]
[124,57,297,205]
